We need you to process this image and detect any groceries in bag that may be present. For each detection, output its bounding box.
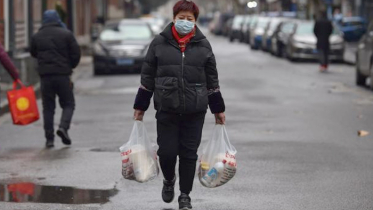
[199,152,237,188]
[119,121,159,183]
[198,125,237,188]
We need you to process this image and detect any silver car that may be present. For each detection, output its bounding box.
[285,21,345,61]
[356,20,373,89]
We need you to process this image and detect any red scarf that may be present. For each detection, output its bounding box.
[172,25,196,52]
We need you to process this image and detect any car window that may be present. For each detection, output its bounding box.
[342,21,364,27]
[369,21,373,32]
[100,24,152,41]
[269,19,282,30]
[281,23,295,33]
[295,23,313,35]
[256,19,270,29]
[233,16,244,27]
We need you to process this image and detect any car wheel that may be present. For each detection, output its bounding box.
[276,44,282,57]
[355,59,366,86]
[229,36,234,42]
[94,66,104,76]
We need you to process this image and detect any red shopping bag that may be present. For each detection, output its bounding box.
[7,79,39,125]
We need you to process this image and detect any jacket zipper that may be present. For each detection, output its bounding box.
[182,52,186,112]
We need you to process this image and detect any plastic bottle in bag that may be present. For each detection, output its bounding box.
[121,148,135,179]
[200,162,210,177]
[201,162,225,187]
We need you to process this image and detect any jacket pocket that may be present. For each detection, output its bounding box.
[195,85,208,111]
[154,77,179,110]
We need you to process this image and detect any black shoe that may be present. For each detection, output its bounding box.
[178,193,192,210]
[162,177,176,203]
[57,128,71,145]
[45,140,54,148]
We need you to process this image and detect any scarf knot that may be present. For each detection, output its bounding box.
[172,25,195,52]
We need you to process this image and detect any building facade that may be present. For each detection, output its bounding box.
[0,0,130,89]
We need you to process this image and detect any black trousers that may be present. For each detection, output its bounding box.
[318,48,329,66]
[156,110,206,194]
[40,75,75,140]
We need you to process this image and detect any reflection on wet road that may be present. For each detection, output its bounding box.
[0,182,118,204]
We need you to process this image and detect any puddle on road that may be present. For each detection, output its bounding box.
[0,182,118,204]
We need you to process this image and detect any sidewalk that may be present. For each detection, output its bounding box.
[0,56,92,116]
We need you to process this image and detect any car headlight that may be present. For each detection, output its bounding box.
[292,40,314,48]
[93,43,106,56]
[331,42,344,49]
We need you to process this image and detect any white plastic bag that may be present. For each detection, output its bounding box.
[119,121,159,183]
[198,125,237,188]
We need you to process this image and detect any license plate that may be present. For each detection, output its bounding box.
[117,59,134,65]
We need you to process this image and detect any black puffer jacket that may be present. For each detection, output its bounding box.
[314,18,333,50]
[134,23,225,114]
[31,19,80,76]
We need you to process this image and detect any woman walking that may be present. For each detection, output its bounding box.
[133,1,226,209]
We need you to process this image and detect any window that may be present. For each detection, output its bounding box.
[14,0,27,50]
[33,0,42,34]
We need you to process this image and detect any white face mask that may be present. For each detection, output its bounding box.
[174,19,195,35]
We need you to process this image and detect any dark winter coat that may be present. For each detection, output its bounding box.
[30,11,80,76]
[135,23,224,114]
[314,18,333,50]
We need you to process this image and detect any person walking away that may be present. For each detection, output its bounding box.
[30,10,81,148]
[0,43,20,109]
[314,11,333,72]
[133,1,226,209]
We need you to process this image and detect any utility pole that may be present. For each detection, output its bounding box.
[67,0,74,32]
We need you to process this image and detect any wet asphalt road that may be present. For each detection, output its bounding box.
[1,31,373,210]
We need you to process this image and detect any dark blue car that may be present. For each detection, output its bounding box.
[336,17,367,42]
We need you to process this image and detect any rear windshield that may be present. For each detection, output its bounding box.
[256,19,270,29]
[296,23,313,35]
[233,16,244,27]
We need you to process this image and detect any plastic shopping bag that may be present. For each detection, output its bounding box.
[7,79,39,125]
[119,121,159,183]
[198,125,237,188]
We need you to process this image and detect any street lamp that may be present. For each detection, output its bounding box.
[247,1,257,9]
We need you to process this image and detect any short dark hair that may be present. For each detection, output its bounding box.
[173,0,199,20]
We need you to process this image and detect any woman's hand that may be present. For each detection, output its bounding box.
[214,112,226,125]
[134,109,145,121]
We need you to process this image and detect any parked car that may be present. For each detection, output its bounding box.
[271,20,297,56]
[222,17,234,37]
[356,20,373,89]
[140,15,167,35]
[210,12,235,36]
[262,17,287,51]
[249,17,271,49]
[240,15,252,43]
[285,20,345,62]
[92,19,154,75]
[244,15,259,46]
[229,15,245,42]
[336,17,367,42]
